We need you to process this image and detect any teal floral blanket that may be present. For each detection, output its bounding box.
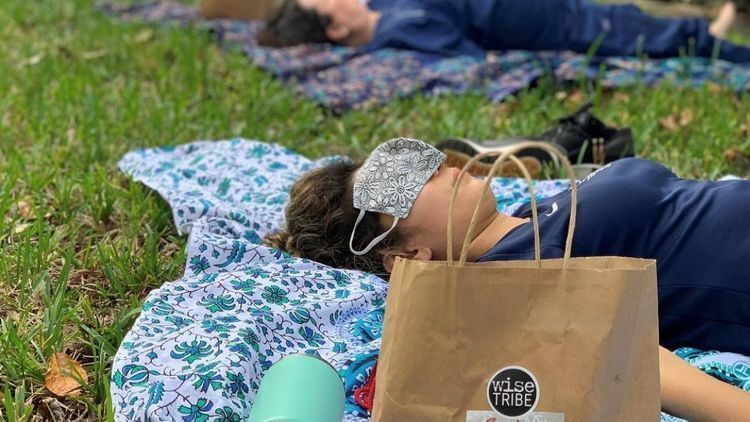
[114,139,750,421]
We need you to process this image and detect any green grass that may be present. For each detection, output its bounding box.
[0,0,749,420]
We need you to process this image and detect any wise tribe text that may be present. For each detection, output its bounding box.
[490,379,536,407]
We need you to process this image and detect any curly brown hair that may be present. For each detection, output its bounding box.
[263,161,409,276]
[257,0,333,48]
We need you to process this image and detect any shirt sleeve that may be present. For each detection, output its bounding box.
[366,6,485,57]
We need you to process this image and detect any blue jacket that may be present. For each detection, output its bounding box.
[367,0,484,57]
[364,0,750,62]
[366,0,595,57]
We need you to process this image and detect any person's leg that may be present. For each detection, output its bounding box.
[476,0,750,62]
[709,1,737,39]
[564,0,750,62]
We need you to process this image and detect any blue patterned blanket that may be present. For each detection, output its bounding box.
[113,139,750,421]
[100,2,750,112]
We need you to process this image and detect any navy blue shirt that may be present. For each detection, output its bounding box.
[478,158,750,354]
[363,0,750,62]
[365,0,586,57]
[366,0,482,56]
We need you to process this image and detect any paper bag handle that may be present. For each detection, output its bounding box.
[446,141,579,267]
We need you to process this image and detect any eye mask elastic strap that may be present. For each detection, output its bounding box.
[349,209,400,256]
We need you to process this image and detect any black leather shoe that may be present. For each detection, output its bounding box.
[544,102,634,165]
[437,103,635,166]
[436,137,565,166]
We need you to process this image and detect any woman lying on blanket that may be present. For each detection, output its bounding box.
[264,137,750,420]
[257,0,750,63]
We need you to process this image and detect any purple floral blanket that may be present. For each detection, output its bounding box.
[101,1,750,112]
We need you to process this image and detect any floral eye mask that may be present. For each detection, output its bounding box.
[349,137,446,255]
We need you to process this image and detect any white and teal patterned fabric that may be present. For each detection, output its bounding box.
[114,139,749,421]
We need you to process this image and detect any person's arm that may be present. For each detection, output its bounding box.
[366,4,484,57]
[660,346,750,421]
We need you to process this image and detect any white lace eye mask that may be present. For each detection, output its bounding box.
[349,137,446,255]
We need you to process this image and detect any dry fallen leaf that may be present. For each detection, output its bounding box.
[16,200,33,220]
[44,353,88,397]
[13,223,31,235]
[613,92,631,103]
[134,28,154,43]
[724,147,750,174]
[707,82,723,93]
[678,109,694,126]
[81,49,108,60]
[67,126,76,144]
[23,52,45,66]
[4,310,20,323]
[567,90,585,106]
[659,115,678,131]
[659,109,694,132]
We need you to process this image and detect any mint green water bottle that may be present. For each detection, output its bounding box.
[249,354,345,422]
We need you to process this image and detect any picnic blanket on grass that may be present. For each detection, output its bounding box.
[100,1,750,112]
[113,139,750,421]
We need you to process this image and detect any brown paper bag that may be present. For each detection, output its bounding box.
[373,143,661,421]
[199,0,278,20]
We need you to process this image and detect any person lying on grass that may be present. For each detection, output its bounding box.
[264,137,750,421]
[257,0,750,63]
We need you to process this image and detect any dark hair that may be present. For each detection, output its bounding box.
[257,0,333,48]
[263,162,409,276]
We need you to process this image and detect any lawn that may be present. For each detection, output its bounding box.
[0,0,749,420]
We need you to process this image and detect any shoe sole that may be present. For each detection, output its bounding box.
[442,149,542,179]
[437,138,562,166]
